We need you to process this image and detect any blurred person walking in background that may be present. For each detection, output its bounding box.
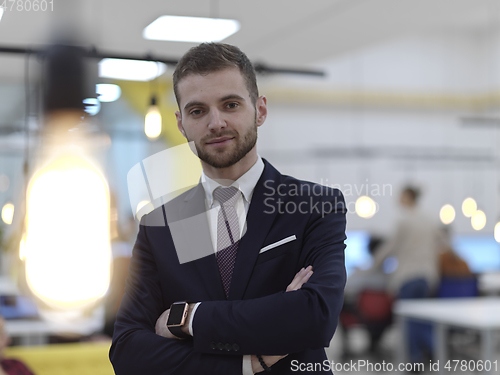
[371,186,448,299]
[370,186,449,367]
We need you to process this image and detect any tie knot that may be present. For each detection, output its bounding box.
[214,186,240,206]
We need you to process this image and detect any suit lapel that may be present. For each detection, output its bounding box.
[229,160,282,300]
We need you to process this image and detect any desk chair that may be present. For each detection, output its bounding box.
[339,289,393,358]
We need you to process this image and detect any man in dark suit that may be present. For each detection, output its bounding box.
[109,43,347,374]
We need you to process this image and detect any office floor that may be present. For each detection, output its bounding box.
[326,325,500,375]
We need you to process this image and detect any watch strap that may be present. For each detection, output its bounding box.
[167,325,191,339]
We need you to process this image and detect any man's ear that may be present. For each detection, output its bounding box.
[256,95,267,127]
[175,111,186,138]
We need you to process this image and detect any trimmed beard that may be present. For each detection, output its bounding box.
[183,109,258,168]
[190,121,258,169]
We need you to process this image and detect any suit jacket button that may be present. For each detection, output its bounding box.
[210,342,216,350]
[217,342,224,350]
[225,343,232,351]
[232,343,240,352]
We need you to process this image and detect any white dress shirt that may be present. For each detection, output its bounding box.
[188,156,265,375]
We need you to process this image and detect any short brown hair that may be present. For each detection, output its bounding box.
[173,43,259,107]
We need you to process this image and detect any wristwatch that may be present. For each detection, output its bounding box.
[166,302,191,339]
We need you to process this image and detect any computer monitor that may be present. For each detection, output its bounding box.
[452,235,500,274]
[0,295,39,320]
[344,230,373,277]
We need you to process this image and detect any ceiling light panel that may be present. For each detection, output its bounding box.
[99,59,166,81]
[96,84,121,102]
[143,16,240,43]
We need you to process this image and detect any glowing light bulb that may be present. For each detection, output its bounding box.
[1,203,14,225]
[145,97,162,140]
[24,154,111,309]
[471,210,486,231]
[495,222,500,243]
[462,197,477,217]
[355,196,377,219]
[439,204,455,225]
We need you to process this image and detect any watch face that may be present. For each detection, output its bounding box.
[167,303,187,327]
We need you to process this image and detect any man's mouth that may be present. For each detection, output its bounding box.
[206,137,234,146]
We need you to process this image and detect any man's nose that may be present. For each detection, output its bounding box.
[207,108,226,131]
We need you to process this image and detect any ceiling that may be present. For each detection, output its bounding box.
[0,0,499,134]
[1,0,500,83]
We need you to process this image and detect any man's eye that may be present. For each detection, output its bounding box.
[190,109,202,116]
[227,102,238,109]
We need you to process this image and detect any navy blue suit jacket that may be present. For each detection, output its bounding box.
[110,160,347,374]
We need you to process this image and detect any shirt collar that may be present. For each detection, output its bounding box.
[201,156,265,208]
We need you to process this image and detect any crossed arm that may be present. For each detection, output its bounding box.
[155,266,314,373]
[110,193,346,375]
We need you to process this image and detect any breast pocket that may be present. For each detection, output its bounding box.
[256,235,299,265]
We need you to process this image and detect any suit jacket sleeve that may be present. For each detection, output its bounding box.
[109,216,243,375]
[192,190,347,355]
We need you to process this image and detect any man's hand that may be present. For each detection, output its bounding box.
[155,303,195,339]
[251,265,313,373]
[155,309,176,339]
[286,266,313,292]
[155,266,314,373]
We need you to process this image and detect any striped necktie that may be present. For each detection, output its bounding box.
[213,186,241,298]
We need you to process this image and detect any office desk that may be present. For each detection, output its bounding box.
[4,307,105,345]
[394,297,500,375]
